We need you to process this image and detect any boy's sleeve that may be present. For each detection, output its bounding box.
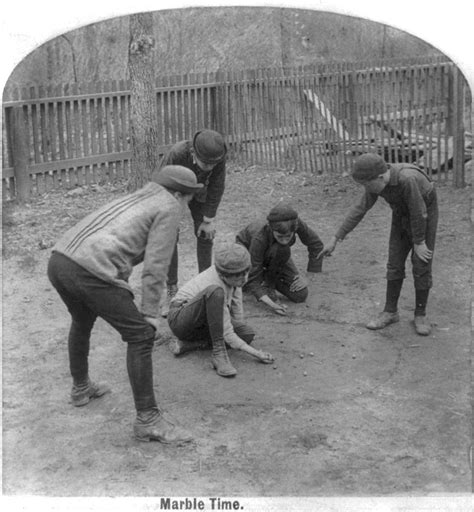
[159,142,190,169]
[245,236,271,300]
[159,147,178,168]
[223,301,246,350]
[140,205,179,318]
[202,161,226,219]
[296,219,324,272]
[229,287,244,322]
[401,176,428,244]
[335,190,378,240]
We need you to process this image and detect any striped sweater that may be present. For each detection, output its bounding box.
[53,182,180,318]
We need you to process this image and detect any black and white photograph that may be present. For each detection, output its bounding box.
[1,1,472,510]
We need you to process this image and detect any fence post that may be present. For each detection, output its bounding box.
[10,105,31,201]
[347,69,358,136]
[452,66,465,188]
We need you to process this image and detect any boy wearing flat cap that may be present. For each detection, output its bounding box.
[236,204,324,316]
[159,129,228,317]
[167,243,274,377]
[319,153,438,335]
[47,165,203,443]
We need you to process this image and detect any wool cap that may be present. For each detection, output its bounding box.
[267,203,298,223]
[153,165,204,194]
[352,153,388,181]
[214,243,251,274]
[193,129,227,164]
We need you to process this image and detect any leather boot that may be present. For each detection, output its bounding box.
[71,378,111,407]
[414,315,432,336]
[134,407,193,444]
[169,338,211,356]
[211,338,237,377]
[366,311,400,330]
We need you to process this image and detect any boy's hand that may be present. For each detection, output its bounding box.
[271,302,288,316]
[260,294,288,316]
[414,242,433,263]
[317,236,338,258]
[289,275,307,292]
[257,350,274,364]
[197,220,216,240]
[144,316,162,339]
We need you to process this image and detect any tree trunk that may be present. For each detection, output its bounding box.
[128,12,158,191]
[279,9,292,71]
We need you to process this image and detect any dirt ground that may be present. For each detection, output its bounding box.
[1,163,472,498]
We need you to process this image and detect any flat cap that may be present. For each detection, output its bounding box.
[193,130,227,164]
[267,204,298,223]
[352,153,388,181]
[214,243,251,274]
[153,165,204,194]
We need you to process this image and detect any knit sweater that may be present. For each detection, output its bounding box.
[172,266,247,349]
[53,182,180,318]
[335,164,436,244]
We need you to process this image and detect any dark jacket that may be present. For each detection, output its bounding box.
[335,164,437,244]
[160,140,226,219]
[236,219,324,299]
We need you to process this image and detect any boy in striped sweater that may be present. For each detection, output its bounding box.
[48,165,202,444]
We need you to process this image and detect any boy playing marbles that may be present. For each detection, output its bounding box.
[319,153,438,336]
[236,204,324,316]
[167,243,274,377]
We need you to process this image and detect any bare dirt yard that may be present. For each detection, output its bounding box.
[2,163,472,498]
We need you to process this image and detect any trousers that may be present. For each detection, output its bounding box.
[47,252,157,411]
[386,191,438,289]
[167,285,255,344]
[167,200,213,286]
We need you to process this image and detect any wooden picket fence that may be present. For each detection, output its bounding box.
[2,56,471,200]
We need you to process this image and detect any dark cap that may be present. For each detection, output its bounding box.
[193,130,227,164]
[152,165,204,194]
[267,204,298,223]
[352,153,388,181]
[214,243,251,274]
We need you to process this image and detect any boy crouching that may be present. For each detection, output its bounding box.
[167,243,274,377]
[236,204,324,316]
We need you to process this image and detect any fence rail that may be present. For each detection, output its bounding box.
[2,57,471,200]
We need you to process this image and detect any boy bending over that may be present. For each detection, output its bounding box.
[319,153,438,336]
[48,166,203,444]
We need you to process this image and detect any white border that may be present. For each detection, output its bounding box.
[1,1,472,510]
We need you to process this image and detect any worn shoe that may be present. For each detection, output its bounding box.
[169,338,211,356]
[414,315,432,336]
[71,379,111,407]
[160,284,178,318]
[134,408,193,444]
[366,311,400,330]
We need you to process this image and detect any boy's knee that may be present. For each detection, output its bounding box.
[234,323,255,344]
[127,337,155,355]
[291,287,308,303]
[386,265,406,281]
[121,322,156,345]
[204,285,225,303]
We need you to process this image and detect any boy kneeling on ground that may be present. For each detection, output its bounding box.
[236,204,324,316]
[167,243,274,377]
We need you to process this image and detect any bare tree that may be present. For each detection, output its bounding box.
[128,12,159,191]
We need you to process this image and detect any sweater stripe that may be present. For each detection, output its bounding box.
[65,189,155,253]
